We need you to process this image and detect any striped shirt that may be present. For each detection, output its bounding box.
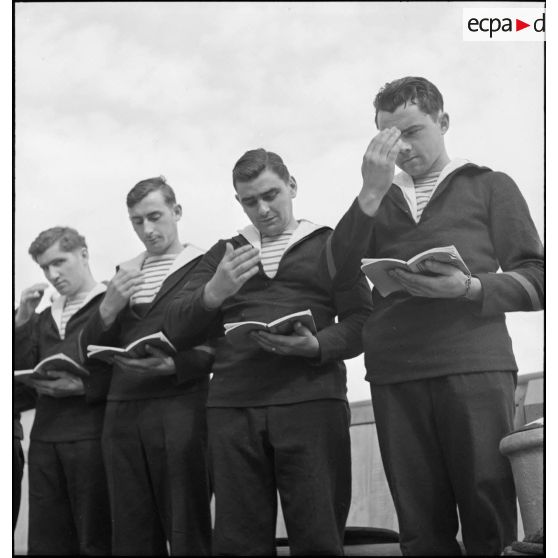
[261,231,294,278]
[130,254,177,306]
[414,171,441,220]
[59,292,88,339]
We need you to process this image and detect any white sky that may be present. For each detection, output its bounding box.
[12,1,546,405]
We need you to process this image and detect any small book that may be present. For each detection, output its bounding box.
[87,331,177,363]
[361,245,470,297]
[224,309,317,349]
[14,353,89,385]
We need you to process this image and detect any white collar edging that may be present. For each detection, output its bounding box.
[51,282,107,337]
[118,244,205,282]
[165,244,205,278]
[237,219,324,253]
[392,158,470,222]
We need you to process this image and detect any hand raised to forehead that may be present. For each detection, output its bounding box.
[358,127,402,216]
[203,243,260,309]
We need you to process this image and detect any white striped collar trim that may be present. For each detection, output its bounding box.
[51,282,107,336]
[237,220,324,253]
[393,158,470,222]
[118,244,205,281]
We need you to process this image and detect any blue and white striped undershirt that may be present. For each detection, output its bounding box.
[260,231,294,278]
[59,292,88,339]
[130,254,177,306]
[414,171,441,220]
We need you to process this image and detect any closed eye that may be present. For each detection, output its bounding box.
[401,126,422,138]
[261,190,279,202]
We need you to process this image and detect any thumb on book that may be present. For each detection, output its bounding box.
[293,321,312,337]
[144,344,168,358]
[423,259,455,275]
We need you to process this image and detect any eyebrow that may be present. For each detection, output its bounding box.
[131,210,162,220]
[401,124,423,134]
[40,257,65,268]
[239,188,278,204]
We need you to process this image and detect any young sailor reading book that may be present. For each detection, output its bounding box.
[79,177,213,556]
[14,227,111,555]
[330,77,544,555]
[165,149,372,556]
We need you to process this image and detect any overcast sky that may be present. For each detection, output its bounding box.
[13,1,545,402]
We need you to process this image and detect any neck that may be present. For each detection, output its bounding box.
[150,239,183,256]
[285,215,298,231]
[422,151,451,178]
[67,274,97,300]
[282,216,299,233]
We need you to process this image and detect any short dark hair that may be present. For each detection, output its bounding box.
[373,76,444,126]
[232,149,290,189]
[126,176,177,208]
[28,227,87,262]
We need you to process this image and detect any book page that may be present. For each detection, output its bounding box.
[407,245,469,275]
[268,310,317,335]
[224,322,269,349]
[361,260,409,297]
[33,353,89,377]
[126,333,177,358]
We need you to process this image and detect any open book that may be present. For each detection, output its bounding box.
[224,309,317,349]
[361,245,470,297]
[87,331,177,363]
[14,353,89,385]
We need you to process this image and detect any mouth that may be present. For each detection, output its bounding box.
[260,217,277,225]
[402,156,417,165]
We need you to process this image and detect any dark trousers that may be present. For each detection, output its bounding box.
[371,371,517,556]
[208,399,352,556]
[27,438,111,555]
[102,392,212,556]
[13,437,24,532]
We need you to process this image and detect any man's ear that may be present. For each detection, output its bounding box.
[288,176,298,198]
[80,247,89,261]
[439,112,450,135]
[235,193,240,205]
[173,204,183,220]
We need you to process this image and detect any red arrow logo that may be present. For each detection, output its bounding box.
[516,19,530,31]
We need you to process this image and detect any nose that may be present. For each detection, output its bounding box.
[398,138,412,153]
[143,221,155,235]
[257,200,270,216]
[47,266,60,281]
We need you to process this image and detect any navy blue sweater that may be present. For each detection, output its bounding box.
[164,223,373,407]
[80,247,213,401]
[14,289,111,442]
[331,163,544,384]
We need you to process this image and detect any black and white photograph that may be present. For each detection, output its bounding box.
[11,1,548,556]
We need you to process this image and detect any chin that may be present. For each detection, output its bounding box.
[401,160,420,174]
[147,242,165,254]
